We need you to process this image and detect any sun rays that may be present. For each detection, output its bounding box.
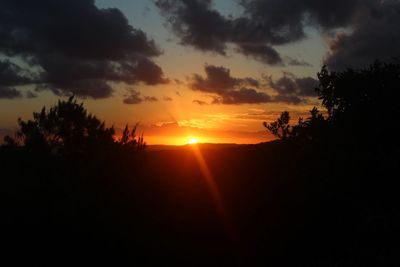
[189,144,238,243]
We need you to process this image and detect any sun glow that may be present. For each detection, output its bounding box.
[187,137,198,144]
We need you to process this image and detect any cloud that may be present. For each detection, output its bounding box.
[155,0,284,64]
[189,64,272,104]
[235,43,283,65]
[123,89,158,104]
[156,0,398,68]
[189,64,319,105]
[284,57,312,67]
[212,87,272,104]
[190,64,260,92]
[154,0,354,64]
[0,0,167,99]
[0,59,31,98]
[155,0,230,54]
[25,91,38,98]
[163,96,173,101]
[193,99,208,105]
[190,65,243,93]
[0,60,32,86]
[324,1,400,70]
[0,86,22,99]
[123,90,143,104]
[144,96,158,102]
[267,73,319,104]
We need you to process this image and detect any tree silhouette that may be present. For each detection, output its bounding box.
[265,108,327,140]
[265,60,400,144]
[317,61,400,142]
[6,96,145,153]
[263,111,291,139]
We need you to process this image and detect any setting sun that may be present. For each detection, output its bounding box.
[187,137,198,144]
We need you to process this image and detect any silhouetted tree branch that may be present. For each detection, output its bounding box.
[263,111,291,139]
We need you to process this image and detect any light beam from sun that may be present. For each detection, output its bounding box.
[189,144,238,243]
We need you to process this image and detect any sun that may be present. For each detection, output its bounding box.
[187,137,198,144]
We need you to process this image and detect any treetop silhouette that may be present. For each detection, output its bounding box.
[265,60,400,144]
[4,96,145,153]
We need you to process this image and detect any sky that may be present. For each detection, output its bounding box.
[1,0,399,145]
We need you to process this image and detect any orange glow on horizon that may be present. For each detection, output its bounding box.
[141,133,271,146]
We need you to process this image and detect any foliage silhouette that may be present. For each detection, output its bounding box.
[5,95,145,153]
[263,111,290,139]
[265,107,327,141]
[266,60,400,146]
[117,123,146,151]
[261,60,400,265]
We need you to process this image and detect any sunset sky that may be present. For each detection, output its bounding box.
[1,0,399,145]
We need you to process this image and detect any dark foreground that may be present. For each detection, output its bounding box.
[2,141,399,266]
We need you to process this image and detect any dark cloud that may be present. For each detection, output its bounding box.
[235,43,283,65]
[0,59,30,98]
[0,60,32,86]
[155,0,230,54]
[156,0,398,68]
[190,64,260,93]
[123,90,158,104]
[163,96,173,101]
[144,96,158,102]
[272,94,303,105]
[243,77,260,88]
[0,86,22,99]
[295,77,319,96]
[25,90,38,98]
[130,58,169,85]
[237,0,367,35]
[123,90,143,104]
[212,87,272,105]
[324,1,400,70]
[193,99,208,105]
[0,0,167,99]
[268,74,319,104]
[189,64,272,104]
[155,0,284,64]
[189,64,319,105]
[191,65,240,93]
[284,57,312,67]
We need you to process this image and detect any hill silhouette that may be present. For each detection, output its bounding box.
[2,61,400,266]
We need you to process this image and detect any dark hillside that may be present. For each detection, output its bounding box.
[2,61,400,266]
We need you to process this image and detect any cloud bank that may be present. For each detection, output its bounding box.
[0,0,167,99]
[123,90,158,105]
[155,0,400,69]
[189,65,271,104]
[189,64,318,105]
